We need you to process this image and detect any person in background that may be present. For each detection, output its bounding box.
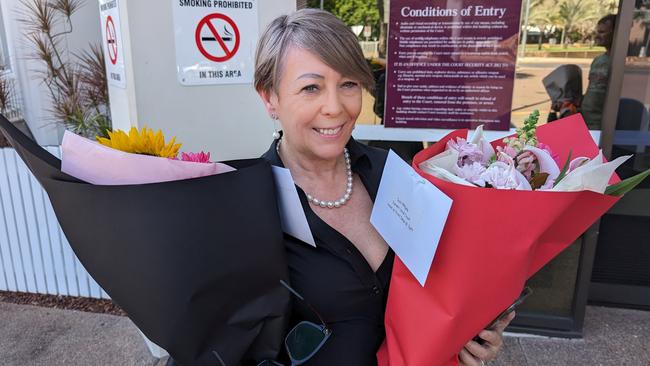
[581,14,617,130]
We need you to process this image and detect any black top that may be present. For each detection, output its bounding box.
[262,138,395,366]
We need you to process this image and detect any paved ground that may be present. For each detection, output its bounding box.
[0,301,159,366]
[1,301,648,365]
[494,306,650,366]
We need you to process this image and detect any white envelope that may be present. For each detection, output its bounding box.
[371,150,453,286]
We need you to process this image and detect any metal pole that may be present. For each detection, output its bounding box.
[320,0,324,10]
[599,0,635,158]
[519,0,532,58]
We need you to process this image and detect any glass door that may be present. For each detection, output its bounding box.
[589,0,650,310]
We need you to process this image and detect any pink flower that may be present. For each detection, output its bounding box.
[179,151,211,163]
[454,162,487,186]
[537,142,561,166]
[515,151,536,180]
[496,151,515,165]
[569,157,590,172]
[476,139,495,164]
[447,138,484,166]
[468,126,496,164]
[522,146,561,182]
[496,145,518,159]
[480,161,532,190]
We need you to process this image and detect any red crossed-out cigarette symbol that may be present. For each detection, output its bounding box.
[195,13,240,63]
[106,16,118,65]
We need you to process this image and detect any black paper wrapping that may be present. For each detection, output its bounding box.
[543,64,583,106]
[0,114,290,365]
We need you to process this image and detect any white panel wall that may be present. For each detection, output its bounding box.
[0,147,108,299]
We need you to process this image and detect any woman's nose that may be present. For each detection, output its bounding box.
[321,89,344,117]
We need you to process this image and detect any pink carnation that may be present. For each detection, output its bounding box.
[480,161,532,190]
[454,162,487,186]
[447,138,484,166]
[178,151,211,163]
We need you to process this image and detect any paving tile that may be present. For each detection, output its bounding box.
[511,306,650,366]
[0,302,157,366]
[490,337,530,366]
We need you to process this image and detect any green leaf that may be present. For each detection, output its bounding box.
[519,110,540,145]
[605,168,650,196]
[553,150,572,187]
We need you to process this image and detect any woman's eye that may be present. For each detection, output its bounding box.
[342,81,359,89]
[301,84,319,93]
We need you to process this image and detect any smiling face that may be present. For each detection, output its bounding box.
[259,47,362,163]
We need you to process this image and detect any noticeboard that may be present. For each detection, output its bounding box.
[384,0,522,130]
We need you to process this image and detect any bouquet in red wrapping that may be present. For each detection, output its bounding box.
[376,113,650,366]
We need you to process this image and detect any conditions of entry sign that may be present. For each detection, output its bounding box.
[99,0,126,88]
[172,0,258,86]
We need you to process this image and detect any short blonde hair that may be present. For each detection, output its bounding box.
[254,9,374,94]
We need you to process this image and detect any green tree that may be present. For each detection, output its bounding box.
[556,0,612,48]
[526,0,560,50]
[526,0,618,49]
[376,0,386,58]
[307,0,380,37]
[332,0,379,32]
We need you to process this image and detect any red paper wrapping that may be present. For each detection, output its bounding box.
[377,114,620,366]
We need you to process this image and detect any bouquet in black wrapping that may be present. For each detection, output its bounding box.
[0,114,290,365]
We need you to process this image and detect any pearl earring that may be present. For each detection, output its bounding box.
[271,114,281,139]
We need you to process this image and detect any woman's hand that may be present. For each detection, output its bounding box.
[458,311,516,366]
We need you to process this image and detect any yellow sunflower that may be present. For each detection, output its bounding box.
[96,126,182,158]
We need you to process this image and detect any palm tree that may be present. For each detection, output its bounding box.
[557,0,600,48]
[527,0,561,50]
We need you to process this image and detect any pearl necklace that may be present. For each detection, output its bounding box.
[276,139,353,209]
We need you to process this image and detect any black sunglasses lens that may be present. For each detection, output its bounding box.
[285,322,329,362]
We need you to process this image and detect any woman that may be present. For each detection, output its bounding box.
[255,9,513,366]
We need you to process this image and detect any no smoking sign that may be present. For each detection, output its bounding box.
[105,15,118,65]
[99,0,126,88]
[195,13,240,63]
[173,0,259,86]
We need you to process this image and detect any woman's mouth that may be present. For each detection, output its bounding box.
[314,125,343,137]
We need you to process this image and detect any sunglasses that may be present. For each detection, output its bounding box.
[256,280,332,366]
